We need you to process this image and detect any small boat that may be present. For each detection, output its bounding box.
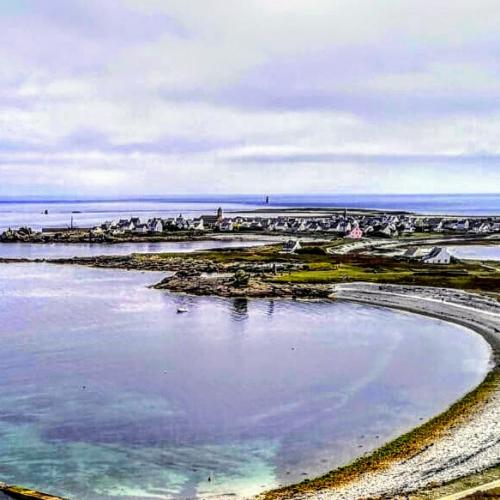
[177,307,189,314]
[0,481,66,499]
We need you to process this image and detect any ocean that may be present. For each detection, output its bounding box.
[0,194,498,232]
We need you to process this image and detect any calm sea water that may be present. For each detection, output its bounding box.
[0,239,273,260]
[0,263,490,499]
[0,200,266,232]
[448,245,500,261]
[0,194,499,231]
[265,194,500,215]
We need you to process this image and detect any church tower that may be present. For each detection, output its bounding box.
[217,207,223,221]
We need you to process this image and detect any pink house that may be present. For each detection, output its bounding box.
[347,226,363,239]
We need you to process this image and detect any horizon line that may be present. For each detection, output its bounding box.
[0,193,498,205]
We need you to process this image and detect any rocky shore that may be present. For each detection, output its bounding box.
[265,283,500,499]
[0,228,210,244]
[153,270,332,298]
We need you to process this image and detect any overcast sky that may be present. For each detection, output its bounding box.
[1,0,500,196]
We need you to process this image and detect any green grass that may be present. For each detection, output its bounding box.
[271,264,413,283]
[153,245,285,263]
[269,258,500,292]
[127,242,500,293]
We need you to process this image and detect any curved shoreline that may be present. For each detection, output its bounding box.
[263,283,500,499]
[0,254,498,498]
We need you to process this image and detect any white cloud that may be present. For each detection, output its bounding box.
[1,0,500,195]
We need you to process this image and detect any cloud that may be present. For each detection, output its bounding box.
[223,152,500,166]
[1,0,500,195]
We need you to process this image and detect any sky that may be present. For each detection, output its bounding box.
[1,0,500,197]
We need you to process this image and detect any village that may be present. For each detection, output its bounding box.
[2,207,500,243]
[1,207,499,267]
[89,208,500,238]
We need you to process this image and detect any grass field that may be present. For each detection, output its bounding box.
[270,256,500,293]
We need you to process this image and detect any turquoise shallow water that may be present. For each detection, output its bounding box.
[0,263,491,499]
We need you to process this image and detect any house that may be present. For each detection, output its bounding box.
[249,221,263,230]
[282,239,301,254]
[128,217,141,231]
[274,220,289,232]
[379,224,396,238]
[133,223,149,234]
[431,219,444,232]
[398,221,415,234]
[291,220,307,232]
[175,214,187,230]
[472,222,491,234]
[456,219,470,232]
[190,218,204,231]
[148,218,164,233]
[219,219,234,232]
[306,221,321,232]
[422,247,452,265]
[422,218,443,232]
[110,219,130,232]
[346,226,363,239]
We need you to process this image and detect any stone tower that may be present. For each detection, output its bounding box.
[217,207,223,220]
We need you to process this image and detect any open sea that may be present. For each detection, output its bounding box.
[0,194,499,232]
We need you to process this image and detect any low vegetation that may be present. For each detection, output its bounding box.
[130,241,500,293]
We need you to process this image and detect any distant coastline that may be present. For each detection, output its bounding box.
[0,193,499,216]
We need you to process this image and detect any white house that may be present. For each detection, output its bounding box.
[133,223,149,234]
[128,217,141,232]
[422,247,452,265]
[473,223,491,234]
[148,218,164,233]
[282,239,301,253]
[219,219,234,232]
[274,221,289,232]
[190,218,204,231]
